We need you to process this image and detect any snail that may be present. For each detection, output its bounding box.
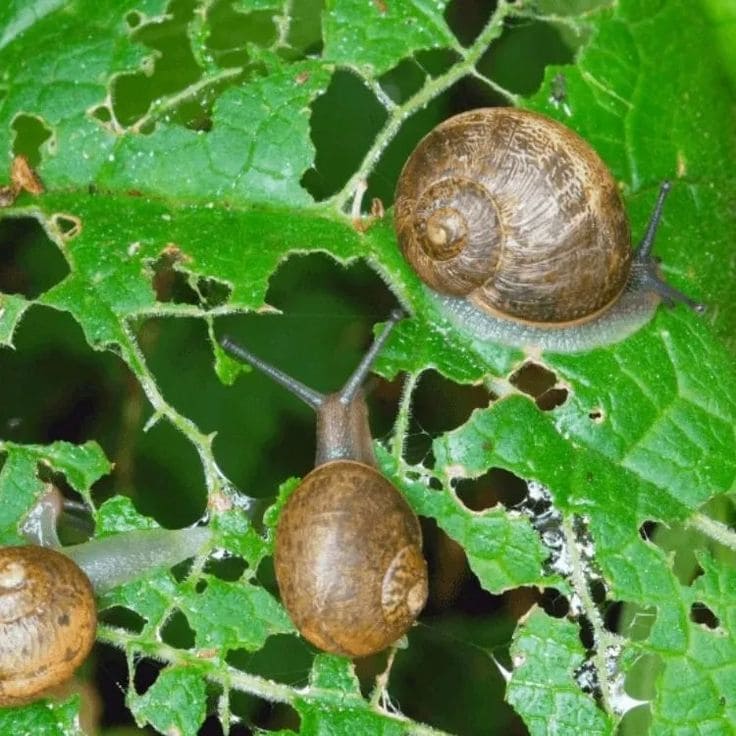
[0,487,210,706]
[221,311,428,657]
[394,107,703,352]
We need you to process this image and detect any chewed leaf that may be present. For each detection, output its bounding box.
[0,0,733,734]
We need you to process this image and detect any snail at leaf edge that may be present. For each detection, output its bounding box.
[394,107,703,351]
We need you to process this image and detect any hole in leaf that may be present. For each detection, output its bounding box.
[536,386,568,410]
[301,69,387,201]
[230,690,302,733]
[95,642,140,729]
[227,634,313,686]
[97,605,146,634]
[194,274,232,309]
[605,601,657,641]
[690,601,719,629]
[578,615,595,649]
[125,392,207,526]
[642,520,708,586]
[425,521,469,611]
[444,0,497,46]
[205,553,247,581]
[625,652,662,700]
[125,10,142,29]
[376,48,462,109]
[477,16,576,96]
[590,578,607,605]
[589,407,604,422]
[379,57,431,105]
[160,608,196,649]
[616,699,652,735]
[538,587,569,618]
[0,217,69,299]
[410,369,490,448]
[91,104,112,124]
[50,213,82,239]
[639,520,657,541]
[0,307,129,449]
[148,244,199,304]
[455,467,528,511]
[216,253,398,496]
[195,578,208,594]
[132,657,165,696]
[206,0,277,68]
[389,600,526,735]
[509,360,556,396]
[11,113,53,166]
[111,0,205,129]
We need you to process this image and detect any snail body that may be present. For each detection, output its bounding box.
[0,546,96,707]
[395,108,702,351]
[221,312,428,657]
[0,488,211,706]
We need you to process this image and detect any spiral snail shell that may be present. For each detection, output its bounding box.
[395,108,701,351]
[221,312,428,657]
[0,545,96,706]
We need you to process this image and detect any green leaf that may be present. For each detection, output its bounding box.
[0,697,84,736]
[507,609,614,736]
[1,0,734,734]
[130,667,207,736]
[178,575,294,651]
[323,0,458,75]
[0,293,30,346]
[0,440,110,543]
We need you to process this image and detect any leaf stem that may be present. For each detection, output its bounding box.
[117,322,231,499]
[130,67,242,133]
[329,0,518,213]
[561,515,618,716]
[97,626,452,735]
[688,512,736,551]
[392,370,421,463]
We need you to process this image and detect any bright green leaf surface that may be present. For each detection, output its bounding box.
[507,610,614,736]
[0,0,734,734]
[178,575,294,651]
[0,697,84,736]
[130,667,207,735]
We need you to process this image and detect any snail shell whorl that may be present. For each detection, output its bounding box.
[274,460,428,657]
[395,107,632,324]
[0,546,96,706]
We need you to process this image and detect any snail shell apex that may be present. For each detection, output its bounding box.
[395,107,632,325]
[0,546,96,706]
[274,460,428,657]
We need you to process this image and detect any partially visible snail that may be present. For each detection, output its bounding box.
[394,107,703,352]
[0,545,96,707]
[0,488,210,706]
[221,311,428,657]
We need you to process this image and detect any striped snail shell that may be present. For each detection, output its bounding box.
[0,546,96,706]
[394,107,701,350]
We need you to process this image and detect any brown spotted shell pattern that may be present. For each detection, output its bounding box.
[394,107,632,325]
[274,460,428,658]
[0,546,96,706]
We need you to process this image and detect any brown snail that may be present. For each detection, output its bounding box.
[394,107,703,352]
[221,311,428,657]
[0,545,96,707]
[0,488,210,706]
